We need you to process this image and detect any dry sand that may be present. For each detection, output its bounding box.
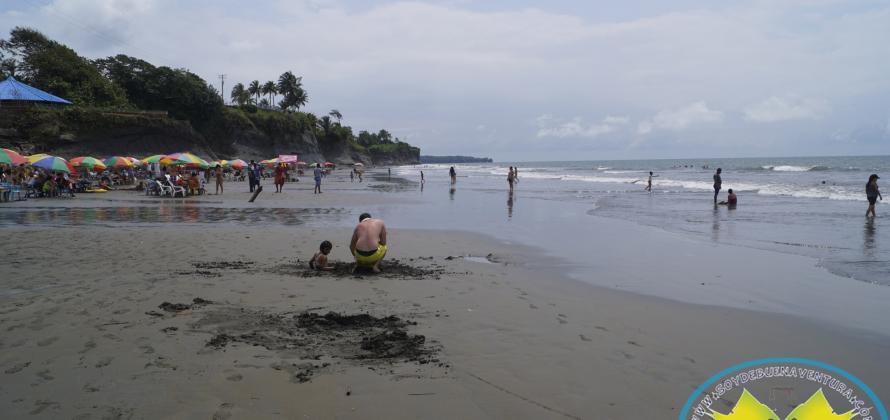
[1,182,889,419]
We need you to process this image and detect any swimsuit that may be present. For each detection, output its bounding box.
[353,244,387,267]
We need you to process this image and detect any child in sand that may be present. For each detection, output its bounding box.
[309,240,334,271]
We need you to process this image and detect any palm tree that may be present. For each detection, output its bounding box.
[258,98,270,108]
[277,71,308,111]
[261,81,276,107]
[230,83,249,106]
[317,115,333,137]
[248,80,261,104]
[329,109,342,125]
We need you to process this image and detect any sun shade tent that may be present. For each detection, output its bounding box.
[0,77,72,105]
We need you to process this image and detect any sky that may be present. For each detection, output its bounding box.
[2,0,889,161]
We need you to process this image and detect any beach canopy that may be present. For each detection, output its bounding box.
[323,162,335,167]
[141,154,166,164]
[31,156,73,173]
[126,156,142,167]
[229,159,247,170]
[104,156,133,169]
[0,77,72,104]
[161,152,209,169]
[70,156,107,171]
[353,162,364,166]
[0,148,27,165]
[26,153,50,164]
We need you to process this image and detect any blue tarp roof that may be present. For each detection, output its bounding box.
[0,77,72,104]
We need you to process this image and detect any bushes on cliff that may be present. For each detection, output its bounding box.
[0,27,128,107]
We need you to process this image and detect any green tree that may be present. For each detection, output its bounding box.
[276,71,308,111]
[94,54,222,125]
[230,82,249,106]
[316,115,334,137]
[329,109,342,124]
[0,27,127,107]
[248,80,260,104]
[261,81,276,107]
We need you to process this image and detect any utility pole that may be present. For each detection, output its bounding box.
[218,74,226,105]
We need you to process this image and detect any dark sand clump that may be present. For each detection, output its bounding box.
[266,259,446,279]
[157,297,213,313]
[191,308,439,382]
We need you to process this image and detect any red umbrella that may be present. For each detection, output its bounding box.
[323,162,335,167]
[1,148,27,165]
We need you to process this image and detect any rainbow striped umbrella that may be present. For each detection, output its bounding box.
[70,156,107,171]
[142,154,166,165]
[26,153,50,164]
[0,148,27,165]
[104,156,134,169]
[31,156,74,173]
[163,152,209,169]
[229,159,247,170]
[127,156,143,167]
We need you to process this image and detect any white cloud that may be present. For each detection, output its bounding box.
[536,114,629,139]
[744,96,829,122]
[638,101,724,134]
[2,1,889,158]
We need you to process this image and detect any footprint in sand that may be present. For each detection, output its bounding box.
[579,334,592,342]
[29,400,60,415]
[226,373,243,382]
[528,304,538,309]
[82,383,100,393]
[213,403,234,420]
[37,336,59,347]
[557,314,568,324]
[36,369,54,381]
[627,340,642,347]
[95,357,113,368]
[4,361,31,374]
[594,325,609,332]
[78,340,97,354]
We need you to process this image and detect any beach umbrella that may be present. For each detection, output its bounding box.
[70,156,107,171]
[295,161,307,166]
[162,152,209,169]
[0,148,27,165]
[142,154,166,165]
[26,153,50,164]
[323,162,335,167]
[104,156,134,169]
[353,162,364,167]
[260,158,279,168]
[31,156,74,173]
[229,159,247,170]
[127,156,143,167]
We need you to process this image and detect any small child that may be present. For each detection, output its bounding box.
[309,240,334,271]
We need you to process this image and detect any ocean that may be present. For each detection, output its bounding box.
[394,156,890,286]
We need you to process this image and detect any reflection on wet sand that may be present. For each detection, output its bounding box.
[0,206,347,226]
[507,190,514,219]
[863,218,877,259]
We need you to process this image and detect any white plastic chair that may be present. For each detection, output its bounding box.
[166,180,186,198]
[155,180,172,197]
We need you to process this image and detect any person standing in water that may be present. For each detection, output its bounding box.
[507,166,515,191]
[713,168,722,203]
[645,171,658,192]
[420,171,425,184]
[214,164,224,195]
[313,163,323,194]
[449,166,456,185]
[866,174,882,218]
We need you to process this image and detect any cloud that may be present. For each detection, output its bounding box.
[638,101,724,134]
[744,96,829,122]
[2,1,889,158]
[536,114,629,138]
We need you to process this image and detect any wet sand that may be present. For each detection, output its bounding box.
[1,179,889,419]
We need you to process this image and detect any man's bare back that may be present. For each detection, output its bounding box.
[350,213,387,272]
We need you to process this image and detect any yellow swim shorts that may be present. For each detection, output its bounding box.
[353,244,387,267]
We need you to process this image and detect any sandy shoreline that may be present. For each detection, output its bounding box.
[1,178,889,419]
